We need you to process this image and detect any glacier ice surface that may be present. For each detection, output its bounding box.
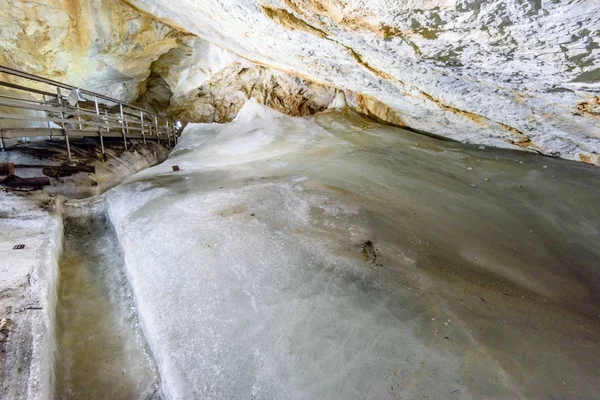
[107,100,600,399]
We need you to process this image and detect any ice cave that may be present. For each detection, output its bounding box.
[0,1,599,399]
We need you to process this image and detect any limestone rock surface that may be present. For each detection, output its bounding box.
[0,0,180,102]
[135,38,338,123]
[125,0,600,163]
[1,0,599,163]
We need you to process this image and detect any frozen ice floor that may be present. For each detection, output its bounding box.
[54,201,159,399]
[107,100,600,399]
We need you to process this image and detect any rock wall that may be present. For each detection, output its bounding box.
[1,0,598,164]
[0,0,180,102]
[124,0,600,164]
[135,38,337,123]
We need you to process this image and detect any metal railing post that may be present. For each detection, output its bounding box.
[119,103,127,150]
[0,122,4,152]
[166,120,171,148]
[140,111,146,144]
[76,102,83,130]
[0,115,3,151]
[42,94,53,140]
[154,115,160,145]
[94,97,105,157]
[57,87,72,163]
[104,110,110,133]
[0,65,183,155]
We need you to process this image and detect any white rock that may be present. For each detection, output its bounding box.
[125,0,600,163]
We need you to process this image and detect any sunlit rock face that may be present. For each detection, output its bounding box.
[169,63,337,122]
[2,0,598,163]
[151,38,241,99]
[135,38,337,122]
[125,0,600,163]
[0,0,179,102]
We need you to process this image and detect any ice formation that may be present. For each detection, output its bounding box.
[106,100,600,398]
[54,201,159,399]
[0,139,168,399]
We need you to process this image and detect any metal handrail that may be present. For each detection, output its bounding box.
[0,65,180,161]
[0,65,150,114]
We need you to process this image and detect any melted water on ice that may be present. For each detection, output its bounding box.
[54,202,159,399]
[107,100,600,399]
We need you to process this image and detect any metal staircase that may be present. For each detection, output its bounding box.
[0,65,180,162]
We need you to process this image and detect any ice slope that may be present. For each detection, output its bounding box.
[107,99,600,399]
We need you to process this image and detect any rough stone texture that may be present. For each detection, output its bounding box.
[135,37,337,123]
[151,37,241,98]
[167,63,337,123]
[2,0,598,163]
[125,0,600,163]
[0,138,170,198]
[0,0,180,102]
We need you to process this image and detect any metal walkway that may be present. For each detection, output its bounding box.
[0,65,179,161]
